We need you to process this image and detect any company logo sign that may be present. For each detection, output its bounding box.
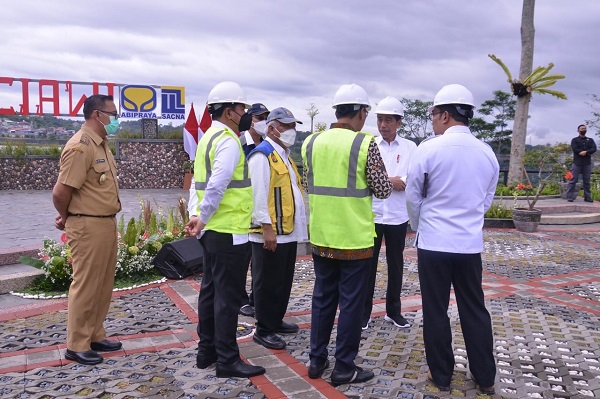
[161,86,185,120]
[120,85,158,118]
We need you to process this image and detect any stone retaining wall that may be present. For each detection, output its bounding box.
[0,140,188,190]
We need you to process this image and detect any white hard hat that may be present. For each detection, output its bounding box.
[206,81,251,108]
[375,96,404,117]
[332,84,371,111]
[428,84,475,112]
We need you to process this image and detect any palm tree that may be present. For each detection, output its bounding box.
[489,0,566,185]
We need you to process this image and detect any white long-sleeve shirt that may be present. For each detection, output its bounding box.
[373,135,417,225]
[405,125,499,254]
[248,138,307,244]
[187,121,248,244]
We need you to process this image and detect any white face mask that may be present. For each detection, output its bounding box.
[276,127,296,147]
[252,120,267,137]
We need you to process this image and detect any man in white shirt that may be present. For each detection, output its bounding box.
[247,107,308,350]
[405,84,498,395]
[362,97,416,330]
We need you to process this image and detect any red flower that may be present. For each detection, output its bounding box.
[565,171,573,180]
[172,229,179,235]
[60,233,68,243]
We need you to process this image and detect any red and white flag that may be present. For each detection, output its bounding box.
[198,105,212,138]
[183,103,199,160]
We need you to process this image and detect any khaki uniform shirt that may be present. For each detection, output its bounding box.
[57,126,121,216]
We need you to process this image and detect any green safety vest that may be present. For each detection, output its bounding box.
[301,128,374,249]
[194,126,252,234]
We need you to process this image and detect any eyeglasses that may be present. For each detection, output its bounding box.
[96,109,119,118]
[429,111,442,121]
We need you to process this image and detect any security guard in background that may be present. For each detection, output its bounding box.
[185,81,265,379]
[406,84,498,395]
[301,84,393,386]
[52,94,122,365]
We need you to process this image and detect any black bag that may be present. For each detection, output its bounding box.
[152,238,203,279]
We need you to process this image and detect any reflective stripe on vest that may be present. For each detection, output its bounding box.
[194,129,251,190]
[304,133,371,198]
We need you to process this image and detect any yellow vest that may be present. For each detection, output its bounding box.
[248,141,302,235]
[194,126,252,234]
[301,128,374,249]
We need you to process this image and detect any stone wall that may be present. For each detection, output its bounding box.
[0,140,189,190]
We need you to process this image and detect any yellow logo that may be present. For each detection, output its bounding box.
[120,85,157,112]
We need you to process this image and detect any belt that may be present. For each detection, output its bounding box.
[68,213,116,218]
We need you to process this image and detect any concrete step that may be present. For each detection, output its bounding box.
[0,263,45,294]
[541,211,600,225]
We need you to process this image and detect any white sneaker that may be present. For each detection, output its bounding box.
[361,318,371,330]
[384,314,410,328]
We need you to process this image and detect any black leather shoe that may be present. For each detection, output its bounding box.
[253,333,286,350]
[196,352,218,369]
[65,349,103,365]
[585,198,594,203]
[275,321,299,334]
[216,358,266,378]
[239,304,255,317]
[308,359,330,379]
[90,339,122,352]
[330,366,374,386]
[567,198,574,202]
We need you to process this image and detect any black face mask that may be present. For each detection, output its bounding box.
[580,130,587,135]
[238,112,252,132]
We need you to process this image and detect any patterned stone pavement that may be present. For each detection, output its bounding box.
[0,229,599,398]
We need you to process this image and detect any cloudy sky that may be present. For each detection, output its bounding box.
[1,0,599,144]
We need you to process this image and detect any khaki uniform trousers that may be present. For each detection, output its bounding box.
[65,216,118,351]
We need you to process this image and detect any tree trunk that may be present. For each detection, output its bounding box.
[507,0,535,185]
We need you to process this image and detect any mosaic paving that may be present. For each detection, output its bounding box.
[0,348,265,398]
[0,288,189,353]
[1,230,600,398]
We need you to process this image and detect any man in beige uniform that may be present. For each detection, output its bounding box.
[53,94,122,365]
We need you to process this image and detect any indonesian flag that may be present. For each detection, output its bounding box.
[198,105,212,138]
[183,103,199,160]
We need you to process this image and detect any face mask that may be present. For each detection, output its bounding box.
[237,112,252,132]
[103,116,120,136]
[252,120,267,137]
[276,127,297,147]
[580,130,587,135]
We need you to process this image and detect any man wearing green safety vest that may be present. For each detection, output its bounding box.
[185,81,265,379]
[301,83,393,386]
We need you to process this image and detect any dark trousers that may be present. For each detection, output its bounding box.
[197,231,251,364]
[417,249,496,387]
[252,241,297,335]
[363,222,408,323]
[567,163,593,200]
[310,254,371,372]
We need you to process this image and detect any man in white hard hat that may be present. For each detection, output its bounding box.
[185,81,265,379]
[301,84,393,386]
[362,96,416,331]
[247,107,307,351]
[405,84,498,395]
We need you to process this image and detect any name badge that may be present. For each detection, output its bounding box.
[95,159,106,163]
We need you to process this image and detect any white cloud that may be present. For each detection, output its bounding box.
[1,0,599,144]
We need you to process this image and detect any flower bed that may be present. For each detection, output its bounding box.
[18,196,190,296]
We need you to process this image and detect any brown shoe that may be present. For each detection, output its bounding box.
[426,371,450,391]
[479,384,495,395]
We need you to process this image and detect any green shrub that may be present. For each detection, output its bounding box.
[19,197,190,293]
[485,200,513,219]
